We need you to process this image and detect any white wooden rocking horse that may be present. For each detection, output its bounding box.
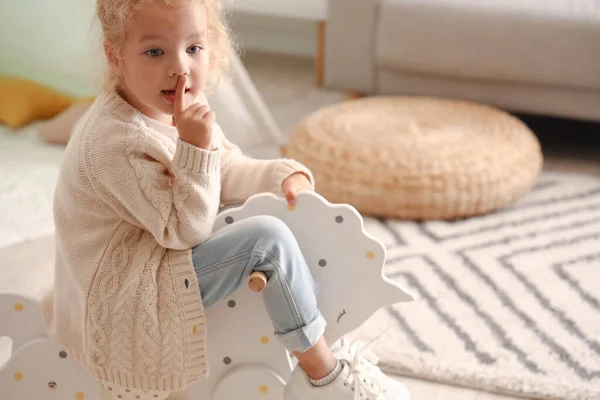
[0,191,415,400]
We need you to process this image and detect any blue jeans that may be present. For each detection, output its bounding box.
[191,215,327,353]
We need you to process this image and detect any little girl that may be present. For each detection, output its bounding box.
[41,0,409,399]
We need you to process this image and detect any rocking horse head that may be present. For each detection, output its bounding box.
[214,191,415,345]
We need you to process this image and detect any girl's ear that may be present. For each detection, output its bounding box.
[104,40,121,72]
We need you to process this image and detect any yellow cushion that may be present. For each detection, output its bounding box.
[0,77,79,128]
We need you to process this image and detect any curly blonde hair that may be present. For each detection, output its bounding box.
[96,0,233,91]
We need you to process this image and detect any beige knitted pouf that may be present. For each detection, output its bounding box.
[283,96,543,220]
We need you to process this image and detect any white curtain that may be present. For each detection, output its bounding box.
[206,50,286,159]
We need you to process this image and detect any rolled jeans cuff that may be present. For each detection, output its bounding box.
[276,312,327,353]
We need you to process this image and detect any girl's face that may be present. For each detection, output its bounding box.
[109,0,210,125]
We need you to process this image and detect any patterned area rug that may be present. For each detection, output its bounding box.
[355,171,600,400]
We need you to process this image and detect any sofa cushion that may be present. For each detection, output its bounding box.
[376,0,600,90]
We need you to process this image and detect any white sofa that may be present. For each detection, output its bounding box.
[324,0,600,122]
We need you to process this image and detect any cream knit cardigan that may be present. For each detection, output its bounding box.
[41,90,313,391]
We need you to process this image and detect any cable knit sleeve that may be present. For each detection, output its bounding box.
[218,129,315,205]
[84,126,221,250]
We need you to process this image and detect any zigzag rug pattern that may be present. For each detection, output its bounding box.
[357,172,600,400]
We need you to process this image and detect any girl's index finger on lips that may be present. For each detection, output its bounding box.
[175,75,187,115]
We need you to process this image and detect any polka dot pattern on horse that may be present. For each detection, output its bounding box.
[101,383,170,400]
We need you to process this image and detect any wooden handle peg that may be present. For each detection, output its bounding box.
[248,271,268,292]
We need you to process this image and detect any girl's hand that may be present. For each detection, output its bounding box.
[173,75,215,150]
[282,172,313,205]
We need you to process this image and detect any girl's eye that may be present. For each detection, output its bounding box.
[146,48,164,57]
[187,45,202,55]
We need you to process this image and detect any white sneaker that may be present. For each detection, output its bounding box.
[284,339,410,400]
[331,337,383,377]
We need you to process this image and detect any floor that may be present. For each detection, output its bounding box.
[2,51,599,400]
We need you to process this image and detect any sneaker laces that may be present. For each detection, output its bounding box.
[333,321,392,373]
[336,337,380,367]
[339,327,391,399]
